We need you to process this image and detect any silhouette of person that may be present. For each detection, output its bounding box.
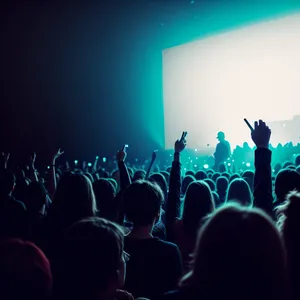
[214,132,231,171]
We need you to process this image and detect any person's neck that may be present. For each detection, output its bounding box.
[127,224,154,239]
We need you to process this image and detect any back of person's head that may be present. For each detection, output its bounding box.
[107,178,118,193]
[0,238,52,300]
[222,172,230,180]
[195,171,207,181]
[182,181,215,235]
[93,179,116,221]
[127,167,134,178]
[226,178,253,206]
[277,191,300,299]
[185,170,195,177]
[274,162,283,175]
[295,155,300,167]
[149,173,168,202]
[25,182,48,215]
[54,217,125,299]
[242,170,254,191]
[275,169,300,205]
[211,172,221,182]
[218,163,227,173]
[229,173,240,182]
[182,175,195,195]
[123,180,164,226]
[216,176,229,197]
[211,191,220,206]
[181,204,289,300]
[49,172,97,229]
[204,178,216,192]
[160,171,170,185]
[206,169,214,177]
[283,161,294,169]
[0,170,15,196]
[84,172,94,183]
[133,170,146,182]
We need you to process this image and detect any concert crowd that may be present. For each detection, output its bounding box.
[1,120,300,300]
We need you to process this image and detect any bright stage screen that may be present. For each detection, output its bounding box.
[163,13,300,152]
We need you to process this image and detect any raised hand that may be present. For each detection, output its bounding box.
[116,148,127,162]
[251,120,271,149]
[175,133,187,153]
[1,152,10,169]
[53,148,64,162]
[152,150,158,161]
[30,152,36,169]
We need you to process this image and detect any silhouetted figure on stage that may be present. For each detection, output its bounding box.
[214,131,231,171]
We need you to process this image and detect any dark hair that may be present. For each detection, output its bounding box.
[182,175,195,195]
[211,172,221,182]
[93,179,116,221]
[204,179,216,192]
[222,172,230,180]
[123,180,164,226]
[242,170,254,191]
[283,161,294,169]
[229,173,240,182]
[211,191,220,206]
[226,178,252,206]
[182,181,215,235]
[216,176,229,199]
[47,173,97,233]
[275,169,300,205]
[133,170,146,182]
[181,204,289,300]
[277,191,300,299]
[54,217,124,299]
[195,171,207,181]
[160,171,170,185]
[149,173,168,199]
[185,170,195,177]
[295,155,300,167]
[0,238,52,300]
[0,170,15,195]
[25,182,48,215]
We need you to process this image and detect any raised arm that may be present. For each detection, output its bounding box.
[145,151,157,179]
[251,120,274,219]
[48,149,64,199]
[166,133,186,239]
[1,153,10,170]
[116,147,131,191]
[29,152,39,182]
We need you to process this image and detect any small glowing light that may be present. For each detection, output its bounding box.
[195,149,198,152]
[103,157,107,163]
[282,124,286,127]
[184,168,187,171]
[194,165,198,168]
[203,164,209,169]
[232,159,235,162]
[242,162,245,164]
[170,154,172,157]
[88,163,92,167]
[74,160,78,164]
[272,169,275,172]
[196,157,198,160]
[96,156,99,159]
[190,160,193,163]
[228,163,231,167]
[246,162,251,167]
